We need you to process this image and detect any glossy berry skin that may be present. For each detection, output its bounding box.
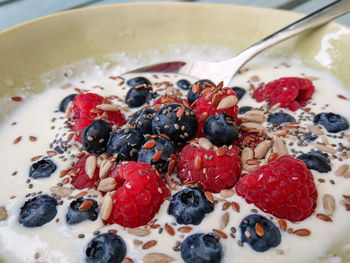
[239,106,253,115]
[70,155,100,189]
[236,155,318,222]
[82,120,112,155]
[152,103,198,145]
[168,187,214,225]
[126,76,151,88]
[313,112,349,133]
[29,159,57,179]
[188,79,216,104]
[176,79,191,90]
[138,136,175,173]
[193,87,239,137]
[59,94,77,112]
[125,86,151,108]
[18,194,58,227]
[253,77,315,111]
[86,233,126,263]
[305,132,317,141]
[178,144,242,193]
[203,114,238,146]
[128,108,157,135]
[267,112,296,125]
[106,161,170,227]
[106,128,145,162]
[181,233,222,263]
[240,214,281,252]
[297,151,331,173]
[231,86,246,100]
[66,198,98,225]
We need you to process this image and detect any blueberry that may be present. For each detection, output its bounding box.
[128,108,157,135]
[313,112,349,133]
[188,79,215,104]
[239,106,253,115]
[181,233,222,263]
[54,145,64,154]
[29,159,57,179]
[305,132,317,142]
[152,103,198,145]
[18,194,58,227]
[297,151,331,173]
[138,135,175,173]
[66,198,98,225]
[168,187,214,225]
[176,79,191,90]
[125,86,151,108]
[267,112,296,125]
[203,114,238,146]
[240,214,281,252]
[86,233,126,263]
[59,94,77,112]
[126,76,151,88]
[106,128,145,162]
[231,86,246,100]
[82,120,112,155]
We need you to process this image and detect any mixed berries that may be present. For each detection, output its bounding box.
[20,71,350,262]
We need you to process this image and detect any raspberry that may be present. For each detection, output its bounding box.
[106,161,170,228]
[177,143,242,193]
[70,155,100,189]
[253,77,315,111]
[234,132,266,148]
[193,87,239,137]
[71,93,126,141]
[235,155,318,222]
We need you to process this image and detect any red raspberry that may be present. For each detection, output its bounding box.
[193,87,239,137]
[253,77,315,111]
[177,143,242,193]
[71,93,126,141]
[70,155,100,189]
[234,132,266,148]
[235,155,318,222]
[106,161,170,228]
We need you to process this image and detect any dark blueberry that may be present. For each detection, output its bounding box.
[168,187,214,225]
[29,159,57,179]
[176,79,191,90]
[297,151,331,173]
[66,198,98,225]
[86,233,126,263]
[305,132,317,141]
[240,214,281,252]
[267,112,296,125]
[313,112,349,133]
[82,120,112,155]
[54,145,64,154]
[126,76,151,88]
[106,128,145,162]
[203,114,238,146]
[18,194,58,227]
[231,86,246,100]
[128,108,157,135]
[181,233,222,263]
[58,94,77,112]
[152,103,198,145]
[125,86,151,108]
[239,106,253,115]
[138,136,175,173]
[310,150,328,159]
[188,79,216,104]
[151,92,159,99]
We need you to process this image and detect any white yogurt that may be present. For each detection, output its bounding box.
[0,48,350,263]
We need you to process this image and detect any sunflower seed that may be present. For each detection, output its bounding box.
[241,147,254,163]
[220,189,234,198]
[273,136,288,156]
[127,228,150,237]
[0,206,8,221]
[254,140,271,159]
[220,212,230,230]
[217,95,238,110]
[306,125,324,135]
[96,103,119,112]
[143,253,174,263]
[85,155,97,179]
[98,178,117,192]
[198,138,213,150]
[241,113,266,123]
[50,186,73,198]
[336,164,349,177]
[313,144,336,154]
[99,159,113,179]
[100,192,113,220]
[323,194,335,216]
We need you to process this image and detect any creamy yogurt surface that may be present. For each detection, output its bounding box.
[0,48,350,263]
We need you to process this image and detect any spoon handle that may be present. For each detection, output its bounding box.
[230,0,350,71]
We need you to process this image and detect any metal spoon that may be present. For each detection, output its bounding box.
[124,0,350,85]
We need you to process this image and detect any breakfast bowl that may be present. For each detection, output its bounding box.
[0,2,350,263]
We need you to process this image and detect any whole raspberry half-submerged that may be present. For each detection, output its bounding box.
[235,155,317,222]
[253,77,315,111]
[177,143,242,193]
[71,93,126,141]
[106,161,170,228]
[193,87,239,137]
